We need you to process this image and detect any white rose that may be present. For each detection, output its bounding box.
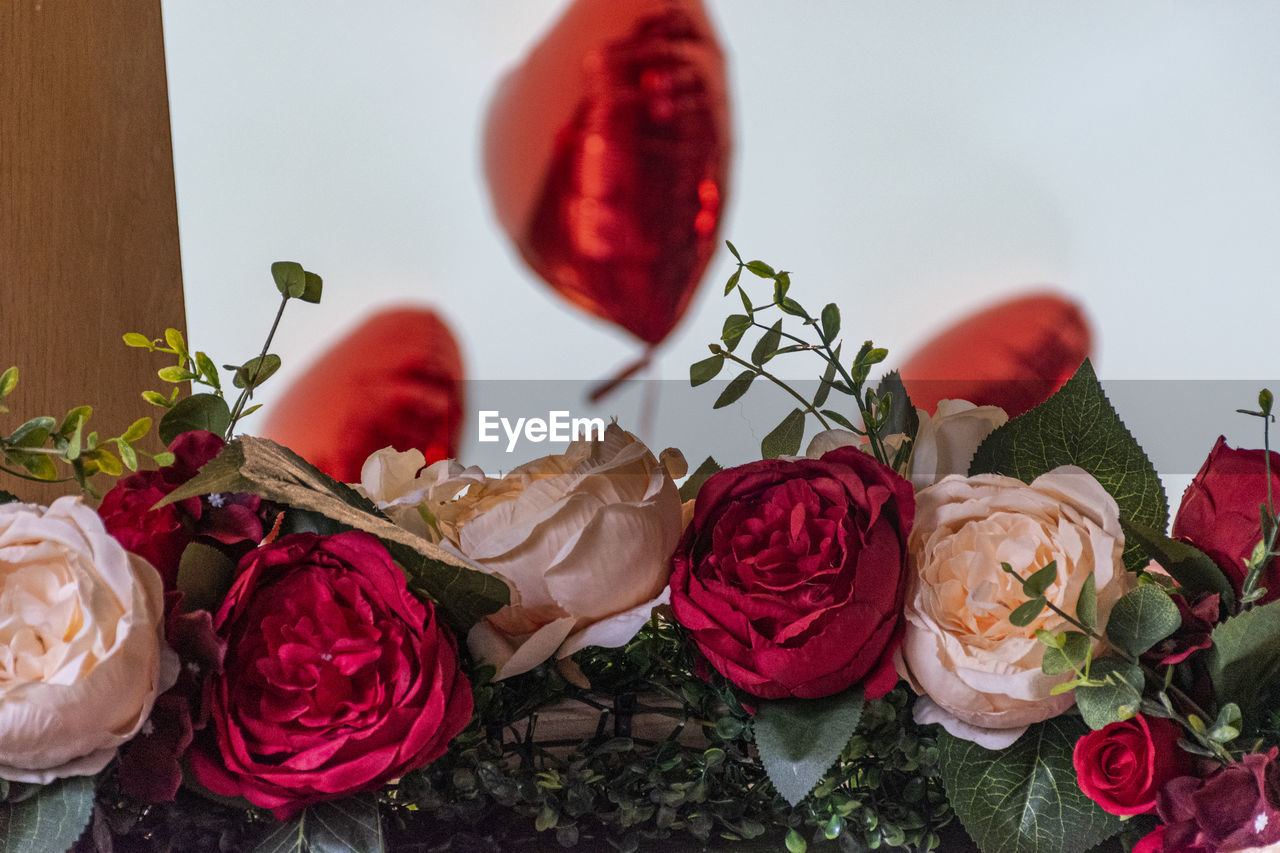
[357,447,488,542]
[803,399,1006,489]
[0,496,177,782]
[897,466,1133,748]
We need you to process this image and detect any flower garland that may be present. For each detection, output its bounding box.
[1,255,1278,853]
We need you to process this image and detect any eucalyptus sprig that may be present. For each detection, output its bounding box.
[1235,388,1277,609]
[127,261,321,445]
[690,242,906,465]
[0,366,160,496]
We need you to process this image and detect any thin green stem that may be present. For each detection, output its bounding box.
[225,295,289,438]
[717,349,832,431]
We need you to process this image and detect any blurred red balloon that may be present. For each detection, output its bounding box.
[260,307,464,483]
[899,292,1092,418]
[484,0,731,346]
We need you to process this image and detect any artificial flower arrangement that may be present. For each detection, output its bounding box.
[1,255,1278,853]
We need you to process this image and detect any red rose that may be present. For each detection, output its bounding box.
[1131,825,1166,853]
[100,430,266,587]
[1072,714,1190,816]
[1172,436,1280,603]
[669,446,914,701]
[1158,749,1280,852]
[190,531,472,818]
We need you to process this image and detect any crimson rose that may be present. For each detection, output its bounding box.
[190,531,472,818]
[669,446,914,700]
[1157,749,1280,851]
[1172,436,1280,603]
[1072,714,1190,816]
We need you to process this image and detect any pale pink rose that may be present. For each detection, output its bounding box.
[803,399,1006,489]
[357,447,488,542]
[0,497,177,782]
[898,466,1133,747]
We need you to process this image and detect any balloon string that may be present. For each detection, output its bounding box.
[587,346,655,403]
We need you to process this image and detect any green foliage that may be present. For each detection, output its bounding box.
[937,717,1124,853]
[1106,585,1182,658]
[0,775,95,853]
[1206,598,1280,718]
[679,455,723,503]
[754,687,865,806]
[969,360,1168,573]
[761,408,806,459]
[1074,658,1144,730]
[1120,519,1235,611]
[254,795,383,853]
[159,393,232,445]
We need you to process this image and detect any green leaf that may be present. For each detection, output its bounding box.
[122,332,152,349]
[254,795,385,853]
[689,354,725,387]
[969,360,1168,573]
[175,541,236,614]
[9,416,55,447]
[0,775,95,853]
[679,456,722,503]
[721,314,752,352]
[723,267,741,296]
[755,686,864,806]
[938,716,1125,853]
[157,365,191,383]
[820,303,840,344]
[120,416,152,444]
[164,327,187,355]
[814,345,841,409]
[821,409,859,432]
[1106,585,1182,657]
[1120,518,1235,611]
[1206,598,1280,717]
[876,370,919,441]
[1041,631,1091,676]
[158,437,508,631]
[745,260,775,278]
[779,296,806,317]
[725,240,742,262]
[141,390,170,407]
[0,490,20,504]
[0,366,17,398]
[195,351,221,387]
[233,354,282,390]
[118,440,138,471]
[271,261,308,299]
[1023,561,1059,598]
[1009,597,1047,627]
[1075,658,1144,729]
[300,271,323,303]
[159,393,232,444]
[761,408,806,459]
[751,320,783,366]
[1077,572,1098,632]
[713,371,756,409]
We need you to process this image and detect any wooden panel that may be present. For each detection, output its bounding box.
[1,0,186,502]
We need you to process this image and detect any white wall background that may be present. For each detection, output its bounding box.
[162,2,1280,488]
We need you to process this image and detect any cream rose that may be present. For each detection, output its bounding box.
[898,466,1133,748]
[359,425,686,680]
[803,399,1006,489]
[0,496,177,782]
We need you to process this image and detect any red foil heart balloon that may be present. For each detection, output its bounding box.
[261,307,464,483]
[899,292,1092,418]
[484,0,731,346]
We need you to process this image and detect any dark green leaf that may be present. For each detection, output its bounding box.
[1075,658,1144,730]
[814,353,839,409]
[1106,585,1181,657]
[821,409,859,432]
[159,393,232,444]
[969,360,1168,572]
[1009,597,1047,627]
[271,261,307,299]
[254,795,383,853]
[761,408,806,459]
[1023,561,1059,598]
[723,267,741,296]
[9,416,54,447]
[1207,598,1280,717]
[938,716,1124,853]
[779,296,806,317]
[752,320,783,366]
[158,436,507,630]
[1120,518,1235,611]
[820,303,840,344]
[721,314,752,352]
[755,686,864,806]
[773,271,791,302]
[713,371,756,409]
[0,775,95,853]
[689,354,725,387]
[1077,572,1098,631]
[300,271,323,303]
[725,240,742,261]
[175,541,236,614]
[737,283,753,315]
[1041,631,1091,676]
[876,370,919,441]
[233,354,282,390]
[0,490,20,504]
[679,456,722,503]
[745,260,775,278]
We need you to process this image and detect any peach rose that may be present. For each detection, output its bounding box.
[0,497,177,782]
[898,466,1133,747]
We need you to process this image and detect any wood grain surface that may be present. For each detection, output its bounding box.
[1,0,186,502]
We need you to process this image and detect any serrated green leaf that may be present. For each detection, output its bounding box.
[713,371,756,409]
[762,408,806,459]
[1023,561,1059,598]
[679,456,722,503]
[1120,518,1235,611]
[233,354,282,390]
[1077,572,1098,632]
[938,716,1125,853]
[300,271,323,303]
[755,686,864,806]
[158,436,507,631]
[0,775,95,853]
[876,370,919,442]
[253,795,385,853]
[721,314,752,352]
[1075,658,1144,729]
[1206,598,1280,717]
[723,267,741,296]
[122,332,152,349]
[1041,631,1091,676]
[1106,585,1181,657]
[820,303,840,344]
[969,360,1168,573]
[689,354,725,387]
[0,366,18,398]
[271,261,308,299]
[159,393,232,444]
[752,320,782,366]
